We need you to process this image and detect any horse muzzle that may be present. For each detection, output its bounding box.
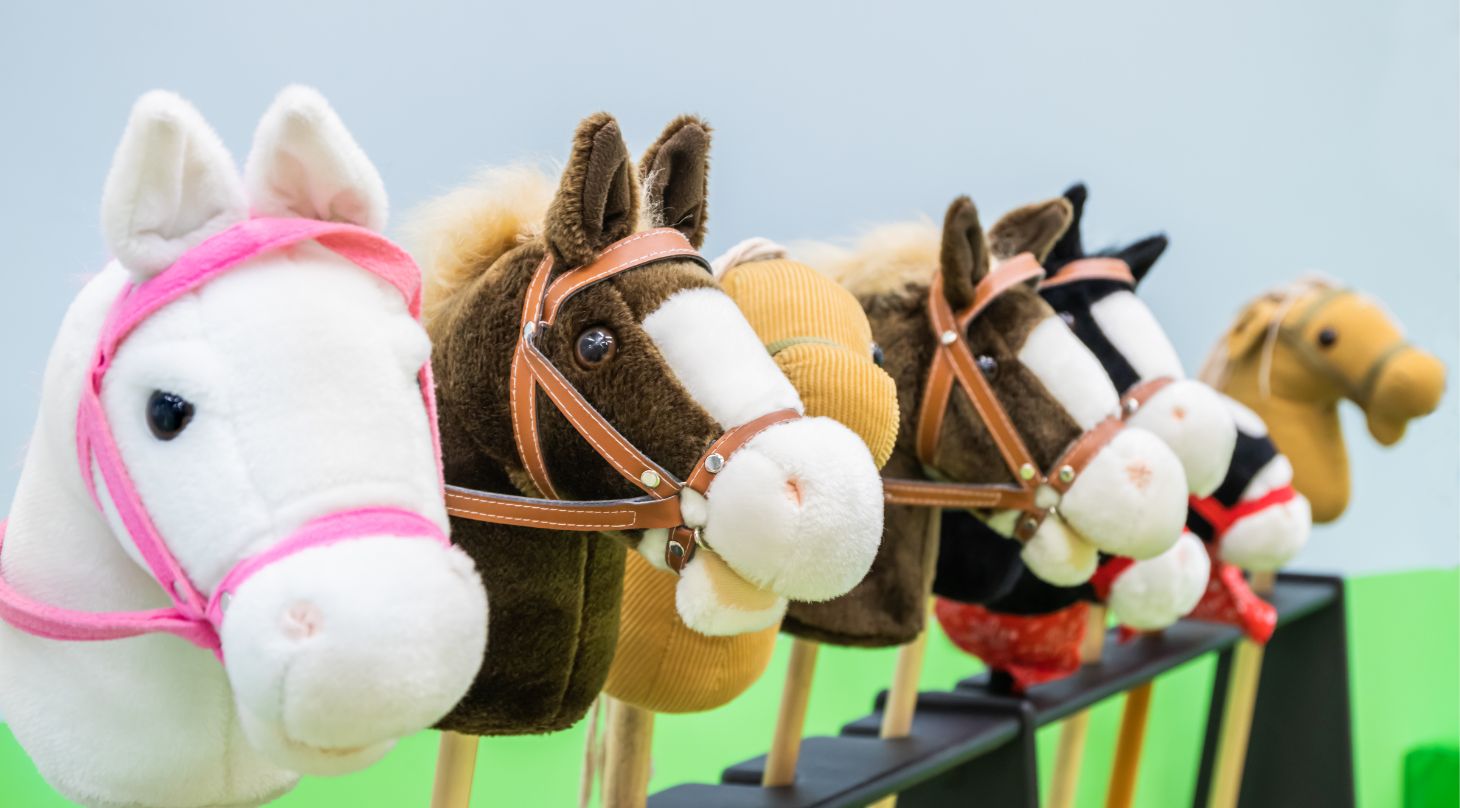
[1365,347,1445,445]
[1055,425,1190,560]
[1122,379,1237,498]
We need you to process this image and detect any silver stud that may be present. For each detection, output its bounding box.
[1018,463,1036,481]
[1058,465,1076,484]
[640,470,661,489]
[940,330,958,345]
[1023,517,1040,534]
[705,453,725,473]
[1124,398,1140,416]
[523,322,537,340]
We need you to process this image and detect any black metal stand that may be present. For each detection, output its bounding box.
[648,574,1352,808]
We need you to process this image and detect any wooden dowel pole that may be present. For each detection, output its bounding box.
[431,731,479,808]
[1104,681,1154,808]
[1046,605,1109,808]
[868,509,941,808]
[601,697,654,808]
[1207,570,1277,808]
[763,638,821,786]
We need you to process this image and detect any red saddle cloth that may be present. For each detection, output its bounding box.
[1186,557,1277,643]
[934,598,1089,693]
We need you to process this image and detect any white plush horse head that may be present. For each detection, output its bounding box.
[0,87,487,808]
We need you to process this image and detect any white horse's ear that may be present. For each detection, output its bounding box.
[101,91,248,281]
[243,85,387,231]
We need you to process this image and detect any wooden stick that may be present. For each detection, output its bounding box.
[431,731,479,808]
[601,697,655,808]
[1104,681,1154,808]
[1046,605,1109,808]
[1207,571,1277,808]
[868,509,942,808]
[762,638,821,786]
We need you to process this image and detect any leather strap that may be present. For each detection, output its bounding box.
[1119,375,1176,417]
[446,228,801,578]
[885,253,1129,543]
[1041,257,1135,290]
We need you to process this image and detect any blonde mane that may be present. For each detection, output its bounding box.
[793,218,941,300]
[404,164,557,324]
[1199,272,1341,392]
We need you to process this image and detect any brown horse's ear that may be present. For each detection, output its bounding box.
[545,112,640,266]
[988,197,1074,263]
[1223,296,1282,362]
[939,196,988,311]
[640,115,711,248]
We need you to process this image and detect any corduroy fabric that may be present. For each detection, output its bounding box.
[602,255,899,712]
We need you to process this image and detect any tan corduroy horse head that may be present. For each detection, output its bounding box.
[1202,277,1445,522]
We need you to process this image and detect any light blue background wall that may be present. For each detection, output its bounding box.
[0,1,1454,575]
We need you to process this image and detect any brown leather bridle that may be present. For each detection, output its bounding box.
[881,253,1142,542]
[442,228,800,573]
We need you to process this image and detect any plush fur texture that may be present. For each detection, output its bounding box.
[784,197,1188,647]
[0,88,487,808]
[1203,277,1445,522]
[416,115,883,733]
[603,247,899,713]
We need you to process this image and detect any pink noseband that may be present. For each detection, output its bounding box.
[0,217,447,661]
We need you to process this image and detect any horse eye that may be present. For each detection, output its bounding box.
[871,343,885,367]
[1317,327,1338,349]
[146,391,194,441]
[976,355,998,379]
[576,326,617,367]
[1058,311,1077,328]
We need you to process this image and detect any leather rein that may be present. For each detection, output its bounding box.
[882,254,1171,542]
[442,228,799,573]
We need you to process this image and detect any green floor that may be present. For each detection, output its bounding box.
[3,568,1455,807]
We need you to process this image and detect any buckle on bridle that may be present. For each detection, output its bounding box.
[665,526,700,572]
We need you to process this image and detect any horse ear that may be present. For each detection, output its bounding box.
[938,196,988,311]
[545,113,639,267]
[640,115,711,248]
[243,85,388,231]
[1223,296,1282,362]
[988,197,1074,263]
[1117,234,1168,285]
[1046,182,1088,267]
[101,91,247,281]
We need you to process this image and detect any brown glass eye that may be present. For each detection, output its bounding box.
[576,326,617,367]
[1317,327,1338,349]
[147,391,194,441]
[976,355,998,379]
[1058,311,1077,328]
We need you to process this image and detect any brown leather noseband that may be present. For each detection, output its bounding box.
[443,227,800,572]
[881,253,1129,542]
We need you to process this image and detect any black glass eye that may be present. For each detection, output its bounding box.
[976,355,998,379]
[1317,327,1338,349]
[871,343,885,367]
[146,391,194,441]
[1058,311,1077,328]
[576,326,617,367]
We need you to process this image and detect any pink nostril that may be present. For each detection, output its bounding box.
[282,601,323,640]
[1125,462,1153,491]
[1171,406,1186,421]
[784,476,805,507]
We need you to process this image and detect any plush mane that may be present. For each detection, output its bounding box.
[1199,273,1341,389]
[794,218,941,300]
[405,164,557,324]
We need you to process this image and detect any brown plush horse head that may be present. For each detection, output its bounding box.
[783,196,1189,647]
[1203,277,1445,522]
[414,114,883,733]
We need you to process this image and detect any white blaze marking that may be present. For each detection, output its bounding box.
[1017,316,1120,430]
[1090,290,1186,380]
[642,287,803,428]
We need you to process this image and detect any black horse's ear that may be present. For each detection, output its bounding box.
[545,112,640,267]
[1046,182,1088,269]
[640,115,711,248]
[1118,233,1169,285]
[939,196,987,311]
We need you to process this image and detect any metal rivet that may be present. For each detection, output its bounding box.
[1058,465,1076,484]
[522,322,536,339]
[219,592,233,614]
[1023,517,1040,533]
[940,330,958,345]
[1018,463,1036,481]
[640,470,661,489]
[705,453,725,473]
[1124,398,1139,416]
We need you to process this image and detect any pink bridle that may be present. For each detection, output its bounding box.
[0,217,448,661]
